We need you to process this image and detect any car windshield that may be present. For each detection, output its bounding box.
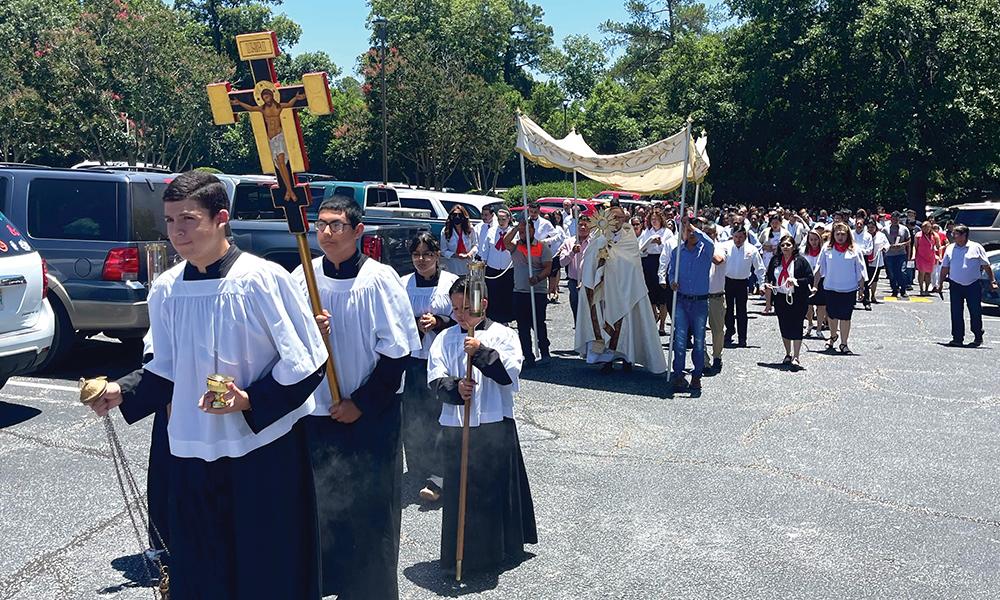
[955,208,998,227]
[593,193,615,199]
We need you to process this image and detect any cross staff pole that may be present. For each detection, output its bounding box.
[666,119,694,370]
[206,31,341,405]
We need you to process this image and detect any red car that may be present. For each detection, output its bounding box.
[592,190,641,203]
[511,197,599,218]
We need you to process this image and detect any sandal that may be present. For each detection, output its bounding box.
[826,333,839,350]
[839,344,852,355]
[791,357,803,370]
[781,355,793,365]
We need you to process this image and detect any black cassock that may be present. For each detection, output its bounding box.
[117,357,170,555]
[116,247,326,600]
[433,337,538,574]
[306,357,405,600]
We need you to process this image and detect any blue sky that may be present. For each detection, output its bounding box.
[280,1,717,78]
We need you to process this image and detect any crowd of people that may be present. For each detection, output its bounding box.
[81,172,996,599]
[441,198,997,394]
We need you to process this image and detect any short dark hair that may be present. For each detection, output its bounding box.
[317,195,362,227]
[163,171,228,216]
[409,231,439,254]
[777,234,799,257]
[527,201,539,209]
[953,224,970,236]
[731,225,746,236]
[448,275,489,299]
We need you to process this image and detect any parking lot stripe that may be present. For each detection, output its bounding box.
[7,379,80,393]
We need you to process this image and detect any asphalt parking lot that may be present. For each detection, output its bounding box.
[1,284,999,599]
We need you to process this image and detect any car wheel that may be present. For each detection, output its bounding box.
[35,298,75,372]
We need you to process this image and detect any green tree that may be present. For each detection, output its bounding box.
[545,34,607,100]
[602,0,715,76]
[578,78,643,154]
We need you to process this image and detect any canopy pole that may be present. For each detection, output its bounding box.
[519,152,540,359]
[572,170,578,200]
[666,119,693,380]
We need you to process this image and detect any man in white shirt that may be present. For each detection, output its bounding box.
[527,201,557,246]
[475,204,496,251]
[705,223,729,372]
[561,199,578,237]
[941,225,997,346]
[723,226,765,346]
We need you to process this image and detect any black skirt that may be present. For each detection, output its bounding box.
[774,292,809,340]
[642,254,669,304]
[809,278,827,306]
[825,289,857,321]
[486,265,515,323]
[440,418,537,574]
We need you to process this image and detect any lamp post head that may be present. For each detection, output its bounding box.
[562,98,569,109]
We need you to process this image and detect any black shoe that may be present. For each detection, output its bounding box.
[622,360,633,372]
[712,357,722,372]
[900,291,908,298]
[523,358,537,369]
[945,339,964,347]
[671,376,689,391]
[737,340,747,348]
[600,362,614,374]
[970,336,984,347]
[540,349,551,361]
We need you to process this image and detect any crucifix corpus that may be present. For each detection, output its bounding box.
[206,30,342,404]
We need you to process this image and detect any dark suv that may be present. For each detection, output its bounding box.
[0,166,175,368]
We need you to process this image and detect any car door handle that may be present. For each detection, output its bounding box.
[0,276,27,287]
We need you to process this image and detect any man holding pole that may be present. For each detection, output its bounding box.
[429,276,537,576]
[296,196,421,599]
[667,217,723,392]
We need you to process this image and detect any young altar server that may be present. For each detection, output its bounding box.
[401,232,459,503]
[85,171,329,599]
[294,196,421,599]
[428,276,538,574]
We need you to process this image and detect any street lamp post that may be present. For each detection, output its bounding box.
[562,98,569,136]
[374,16,389,185]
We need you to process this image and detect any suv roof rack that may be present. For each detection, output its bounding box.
[0,162,52,170]
[73,164,173,174]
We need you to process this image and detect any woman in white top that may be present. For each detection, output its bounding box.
[800,227,826,337]
[814,222,867,354]
[479,207,514,323]
[639,208,671,334]
[761,214,790,313]
[440,205,478,275]
[544,211,568,301]
[863,219,890,308]
[401,232,459,503]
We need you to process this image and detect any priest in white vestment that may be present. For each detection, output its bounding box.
[574,208,668,374]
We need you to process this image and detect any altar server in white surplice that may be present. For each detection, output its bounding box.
[428,276,537,575]
[574,203,668,374]
[292,195,420,600]
[85,171,329,600]
[400,231,459,503]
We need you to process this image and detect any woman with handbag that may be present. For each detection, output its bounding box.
[765,235,813,370]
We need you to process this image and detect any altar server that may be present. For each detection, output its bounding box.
[401,232,459,503]
[86,171,328,599]
[428,276,538,574]
[294,195,421,599]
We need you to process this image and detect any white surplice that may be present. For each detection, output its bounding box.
[145,253,328,461]
[291,257,421,416]
[401,269,459,360]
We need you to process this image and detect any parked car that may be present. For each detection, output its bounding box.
[0,165,176,369]
[396,189,501,236]
[0,209,54,387]
[218,175,430,275]
[983,250,1000,306]
[591,190,649,215]
[536,197,599,217]
[953,201,1000,251]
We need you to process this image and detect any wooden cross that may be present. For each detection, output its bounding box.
[205,31,333,234]
[205,31,343,404]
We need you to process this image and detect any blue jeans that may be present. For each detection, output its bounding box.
[949,279,983,341]
[672,295,708,379]
[884,254,906,294]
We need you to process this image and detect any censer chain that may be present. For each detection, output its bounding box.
[101,414,169,599]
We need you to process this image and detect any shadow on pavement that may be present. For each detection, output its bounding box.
[0,400,42,429]
[519,355,671,399]
[402,552,535,597]
[98,553,157,595]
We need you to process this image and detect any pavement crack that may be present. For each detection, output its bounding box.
[0,506,139,600]
[541,447,1000,530]
[0,429,110,459]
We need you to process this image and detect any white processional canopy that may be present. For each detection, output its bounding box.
[515,112,710,194]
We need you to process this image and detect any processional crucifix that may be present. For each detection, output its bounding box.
[206,31,342,404]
